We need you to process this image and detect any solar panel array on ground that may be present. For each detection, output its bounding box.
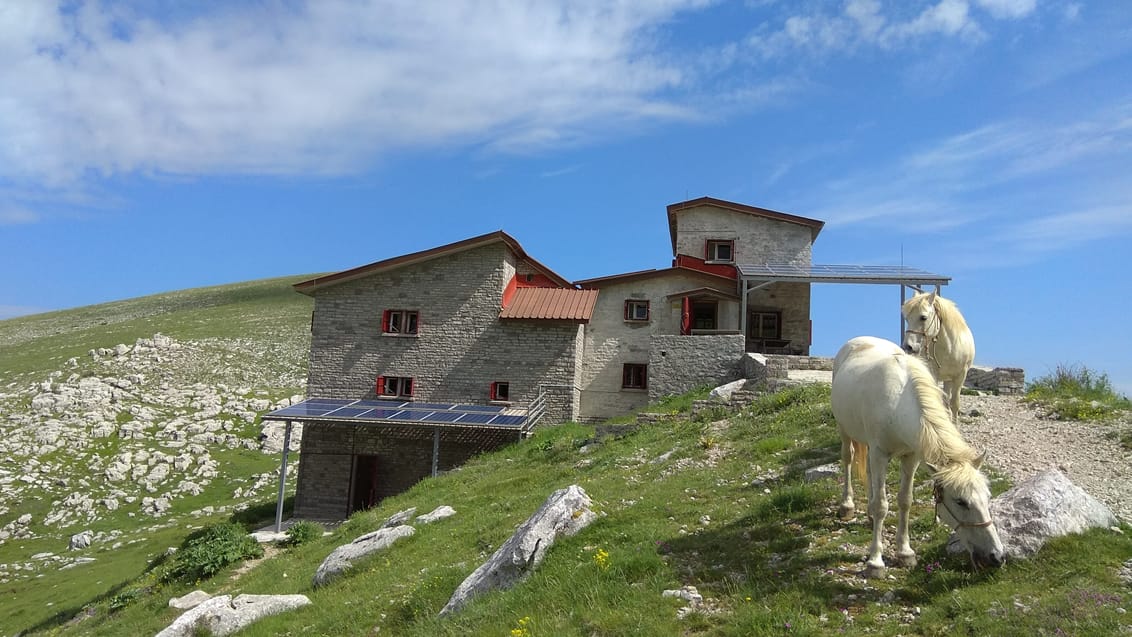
[262,398,528,429]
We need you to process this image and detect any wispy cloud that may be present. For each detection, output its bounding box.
[0,0,1050,193]
[805,101,1132,265]
[0,208,39,225]
[748,0,1037,59]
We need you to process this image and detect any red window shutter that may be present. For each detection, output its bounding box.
[490,381,497,401]
[381,310,390,333]
[376,376,385,396]
[623,301,630,321]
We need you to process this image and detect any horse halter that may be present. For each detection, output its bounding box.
[904,305,941,360]
[933,482,993,529]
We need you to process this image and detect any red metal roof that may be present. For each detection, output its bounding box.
[499,287,599,322]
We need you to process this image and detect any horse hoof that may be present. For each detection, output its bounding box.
[895,553,917,569]
[837,505,855,520]
[863,563,886,579]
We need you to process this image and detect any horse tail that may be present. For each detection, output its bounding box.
[852,439,868,485]
[906,355,976,466]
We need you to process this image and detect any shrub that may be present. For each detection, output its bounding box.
[285,520,325,547]
[164,522,264,583]
[1025,364,1131,421]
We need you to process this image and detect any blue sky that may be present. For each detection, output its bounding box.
[2,1,1131,396]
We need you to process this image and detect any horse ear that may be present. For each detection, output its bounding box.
[927,291,937,304]
[973,449,987,469]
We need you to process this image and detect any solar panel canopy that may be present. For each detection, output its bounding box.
[264,398,528,430]
[738,263,949,285]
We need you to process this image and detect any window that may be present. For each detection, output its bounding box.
[692,301,717,330]
[490,381,510,402]
[706,240,734,263]
[376,375,414,398]
[748,311,781,339]
[624,299,650,322]
[622,364,647,390]
[382,310,419,335]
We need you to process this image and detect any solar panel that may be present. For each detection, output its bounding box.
[455,412,495,424]
[326,407,374,418]
[361,408,404,419]
[454,404,505,413]
[264,398,528,429]
[354,399,406,409]
[737,263,949,284]
[410,402,455,410]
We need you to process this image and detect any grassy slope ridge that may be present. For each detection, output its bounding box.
[1,278,1129,636]
[0,276,315,636]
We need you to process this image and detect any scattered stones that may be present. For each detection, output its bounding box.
[416,505,456,524]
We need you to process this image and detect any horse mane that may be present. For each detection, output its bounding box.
[905,354,978,470]
[903,293,970,336]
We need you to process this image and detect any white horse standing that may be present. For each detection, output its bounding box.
[902,292,975,420]
[831,336,1004,578]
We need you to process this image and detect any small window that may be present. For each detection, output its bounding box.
[706,240,734,263]
[382,310,419,335]
[749,311,781,339]
[624,300,650,322]
[622,364,647,390]
[490,381,510,402]
[376,375,414,398]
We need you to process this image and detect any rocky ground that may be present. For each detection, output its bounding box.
[958,393,1132,524]
[0,333,307,583]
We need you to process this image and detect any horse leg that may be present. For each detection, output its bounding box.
[863,450,891,578]
[837,432,855,519]
[893,455,919,568]
[944,378,961,421]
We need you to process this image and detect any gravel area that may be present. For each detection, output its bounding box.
[957,394,1132,525]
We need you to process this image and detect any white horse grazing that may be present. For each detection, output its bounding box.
[831,336,1004,578]
[902,292,975,420]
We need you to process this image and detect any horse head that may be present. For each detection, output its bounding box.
[901,292,939,355]
[927,454,1005,569]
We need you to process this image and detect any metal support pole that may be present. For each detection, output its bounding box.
[274,421,293,533]
[899,285,908,346]
[739,278,748,341]
[431,428,440,477]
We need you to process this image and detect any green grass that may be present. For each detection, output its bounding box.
[4,279,1130,636]
[1024,364,1132,421]
[41,383,1131,636]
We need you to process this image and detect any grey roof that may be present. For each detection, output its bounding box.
[738,263,949,286]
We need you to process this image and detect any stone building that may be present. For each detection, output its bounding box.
[267,196,948,520]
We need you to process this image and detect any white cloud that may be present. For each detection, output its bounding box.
[0,207,39,224]
[973,0,1037,20]
[0,1,711,185]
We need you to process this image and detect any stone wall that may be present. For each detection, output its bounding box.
[294,423,521,520]
[647,334,746,403]
[305,242,582,423]
[965,366,1026,395]
[577,270,740,421]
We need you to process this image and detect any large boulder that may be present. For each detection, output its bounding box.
[312,524,415,587]
[156,594,310,637]
[950,468,1118,560]
[439,485,597,616]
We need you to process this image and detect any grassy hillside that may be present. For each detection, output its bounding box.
[0,276,316,636]
[2,279,1130,636]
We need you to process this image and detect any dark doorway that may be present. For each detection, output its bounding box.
[350,455,379,514]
